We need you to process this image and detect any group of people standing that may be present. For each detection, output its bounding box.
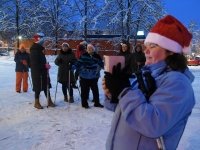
[14,35,106,109]
[14,14,195,149]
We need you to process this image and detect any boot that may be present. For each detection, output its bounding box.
[34,98,43,109]
[48,97,56,107]
[94,103,104,108]
[69,96,74,103]
[64,95,68,102]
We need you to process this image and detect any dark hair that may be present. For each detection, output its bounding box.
[165,52,188,72]
[79,45,85,51]
[134,44,143,52]
[120,40,130,52]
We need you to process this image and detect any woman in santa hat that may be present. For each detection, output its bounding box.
[29,32,55,109]
[102,15,195,150]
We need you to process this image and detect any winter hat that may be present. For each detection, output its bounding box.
[80,41,87,45]
[144,15,193,54]
[120,40,130,52]
[87,44,95,51]
[33,32,44,45]
[62,42,70,48]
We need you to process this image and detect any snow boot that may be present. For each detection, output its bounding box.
[48,97,56,107]
[64,95,68,102]
[34,98,43,109]
[94,103,104,108]
[69,96,74,103]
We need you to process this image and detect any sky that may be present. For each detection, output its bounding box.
[0,53,200,150]
[163,0,200,26]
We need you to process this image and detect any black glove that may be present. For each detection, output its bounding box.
[143,71,156,101]
[104,63,135,103]
[58,58,63,64]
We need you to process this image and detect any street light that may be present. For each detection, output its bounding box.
[137,31,144,36]
[18,36,22,40]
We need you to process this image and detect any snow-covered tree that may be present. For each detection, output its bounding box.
[188,20,200,55]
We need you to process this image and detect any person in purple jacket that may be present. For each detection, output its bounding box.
[102,15,196,150]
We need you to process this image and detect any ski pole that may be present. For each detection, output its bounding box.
[73,73,81,99]
[54,81,58,103]
[28,71,33,90]
[67,63,71,110]
[46,62,50,108]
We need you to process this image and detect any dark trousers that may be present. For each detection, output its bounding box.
[80,77,100,107]
[35,89,50,99]
[61,81,73,96]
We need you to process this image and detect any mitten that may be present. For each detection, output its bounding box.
[143,71,156,101]
[104,63,135,100]
[45,63,51,69]
[70,65,76,71]
[22,60,27,66]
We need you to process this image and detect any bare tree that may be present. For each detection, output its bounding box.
[188,20,200,55]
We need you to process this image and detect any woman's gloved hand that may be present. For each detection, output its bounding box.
[104,63,135,102]
[45,63,51,69]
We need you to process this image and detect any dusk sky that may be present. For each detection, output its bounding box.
[163,0,200,26]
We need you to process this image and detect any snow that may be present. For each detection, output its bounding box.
[0,54,200,150]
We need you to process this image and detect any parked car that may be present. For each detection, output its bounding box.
[188,56,200,66]
[0,52,9,56]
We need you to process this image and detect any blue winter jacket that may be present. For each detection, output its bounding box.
[74,52,104,79]
[14,50,29,72]
[104,60,195,150]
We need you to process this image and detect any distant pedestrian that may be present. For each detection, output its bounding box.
[29,32,55,109]
[117,40,137,74]
[133,44,146,71]
[54,43,77,103]
[14,44,30,93]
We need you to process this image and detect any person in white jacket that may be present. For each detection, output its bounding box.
[102,15,196,150]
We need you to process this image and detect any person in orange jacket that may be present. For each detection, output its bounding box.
[14,44,30,93]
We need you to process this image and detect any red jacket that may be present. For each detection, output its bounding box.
[76,44,86,59]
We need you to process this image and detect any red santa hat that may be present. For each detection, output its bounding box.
[33,32,44,45]
[144,15,193,55]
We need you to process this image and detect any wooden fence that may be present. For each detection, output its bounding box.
[15,39,145,59]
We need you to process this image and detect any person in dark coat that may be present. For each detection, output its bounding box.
[54,43,77,103]
[133,44,146,71]
[71,44,104,109]
[29,32,55,109]
[14,44,30,93]
[117,40,137,74]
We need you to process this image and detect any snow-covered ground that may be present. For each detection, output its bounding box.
[0,55,200,150]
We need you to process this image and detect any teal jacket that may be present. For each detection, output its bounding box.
[75,52,104,79]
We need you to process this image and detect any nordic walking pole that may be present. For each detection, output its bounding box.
[28,71,33,90]
[73,73,81,98]
[46,62,50,108]
[54,81,58,103]
[68,63,71,110]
